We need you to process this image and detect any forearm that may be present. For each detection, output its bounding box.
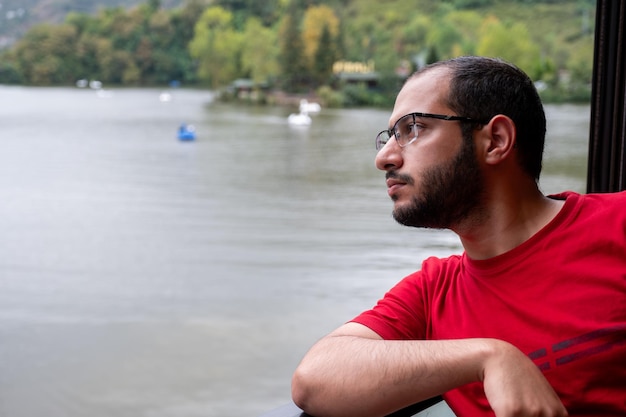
[292,332,497,417]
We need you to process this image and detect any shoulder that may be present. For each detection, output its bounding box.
[385,255,464,291]
[586,190,626,207]
[550,190,626,222]
[420,254,464,272]
[350,254,464,340]
[418,254,464,285]
[390,255,466,302]
[551,190,626,206]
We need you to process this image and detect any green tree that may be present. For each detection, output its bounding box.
[240,17,279,84]
[148,9,174,50]
[477,16,542,79]
[0,0,596,101]
[444,10,483,55]
[147,0,161,14]
[0,50,23,84]
[426,18,463,60]
[426,45,440,65]
[101,49,135,83]
[94,37,115,81]
[564,35,593,100]
[65,12,99,36]
[159,0,206,83]
[189,6,242,87]
[301,5,340,69]
[215,0,281,27]
[399,15,431,61]
[340,14,394,79]
[98,7,134,50]
[170,0,209,46]
[75,33,104,80]
[567,38,593,85]
[277,1,307,92]
[312,23,336,86]
[135,37,154,76]
[12,23,79,84]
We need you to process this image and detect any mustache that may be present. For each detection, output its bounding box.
[386,170,414,186]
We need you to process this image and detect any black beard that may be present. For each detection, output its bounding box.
[392,138,485,229]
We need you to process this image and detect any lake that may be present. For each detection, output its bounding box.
[0,86,589,417]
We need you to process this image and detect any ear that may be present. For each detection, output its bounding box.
[480,114,517,166]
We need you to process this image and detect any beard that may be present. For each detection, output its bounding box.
[391,137,485,229]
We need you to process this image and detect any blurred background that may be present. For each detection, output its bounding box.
[0,1,594,417]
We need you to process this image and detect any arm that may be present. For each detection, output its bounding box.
[291,322,567,417]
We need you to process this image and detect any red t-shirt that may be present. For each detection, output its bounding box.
[351,191,626,416]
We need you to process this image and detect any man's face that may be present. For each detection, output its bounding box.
[375,69,485,230]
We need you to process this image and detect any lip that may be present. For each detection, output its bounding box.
[386,178,406,196]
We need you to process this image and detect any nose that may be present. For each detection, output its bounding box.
[375,138,403,171]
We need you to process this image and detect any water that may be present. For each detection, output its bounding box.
[0,86,589,417]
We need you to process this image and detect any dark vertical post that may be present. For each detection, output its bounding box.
[587,0,626,193]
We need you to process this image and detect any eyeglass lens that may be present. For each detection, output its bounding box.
[375,130,390,150]
[395,114,417,146]
[376,114,418,150]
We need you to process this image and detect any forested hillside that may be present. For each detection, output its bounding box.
[0,0,184,47]
[0,0,596,105]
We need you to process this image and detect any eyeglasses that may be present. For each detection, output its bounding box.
[375,112,486,151]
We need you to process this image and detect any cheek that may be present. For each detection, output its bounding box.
[408,140,459,172]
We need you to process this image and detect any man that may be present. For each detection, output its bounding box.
[291,57,626,417]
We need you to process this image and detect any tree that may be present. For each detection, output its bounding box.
[301,5,340,69]
[12,23,79,84]
[135,37,154,76]
[0,0,596,100]
[444,10,483,54]
[240,17,279,84]
[400,15,431,60]
[425,18,463,60]
[0,50,23,84]
[426,46,440,65]
[477,16,542,79]
[189,6,242,88]
[94,37,115,80]
[277,2,307,92]
[75,33,103,80]
[163,1,207,83]
[147,0,161,14]
[64,12,99,36]
[148,9,174,50]
[312,23,336,86]
[215,0,281,27]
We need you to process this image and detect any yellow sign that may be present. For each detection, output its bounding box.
[333,60,375,74]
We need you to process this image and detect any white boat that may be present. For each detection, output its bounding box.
[89,80,102,89]
[288,111,312,126]
[299,99,321,114]
[159,91,172,102]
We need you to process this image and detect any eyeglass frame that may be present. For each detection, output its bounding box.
[375,112,488,151]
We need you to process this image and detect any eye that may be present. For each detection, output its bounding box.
[396,119,422,139]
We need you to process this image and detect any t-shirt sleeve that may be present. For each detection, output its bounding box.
[350,270,428,340]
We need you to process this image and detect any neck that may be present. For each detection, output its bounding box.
[455,184,564,260]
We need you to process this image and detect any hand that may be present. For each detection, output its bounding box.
[482,341,568,417]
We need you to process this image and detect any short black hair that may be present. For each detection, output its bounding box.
[413,56,546,181]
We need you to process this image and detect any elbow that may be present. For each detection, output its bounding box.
[292,358,337,416]
[291,363,316,413]
[292,360,344,417]
[292,358,379,417]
